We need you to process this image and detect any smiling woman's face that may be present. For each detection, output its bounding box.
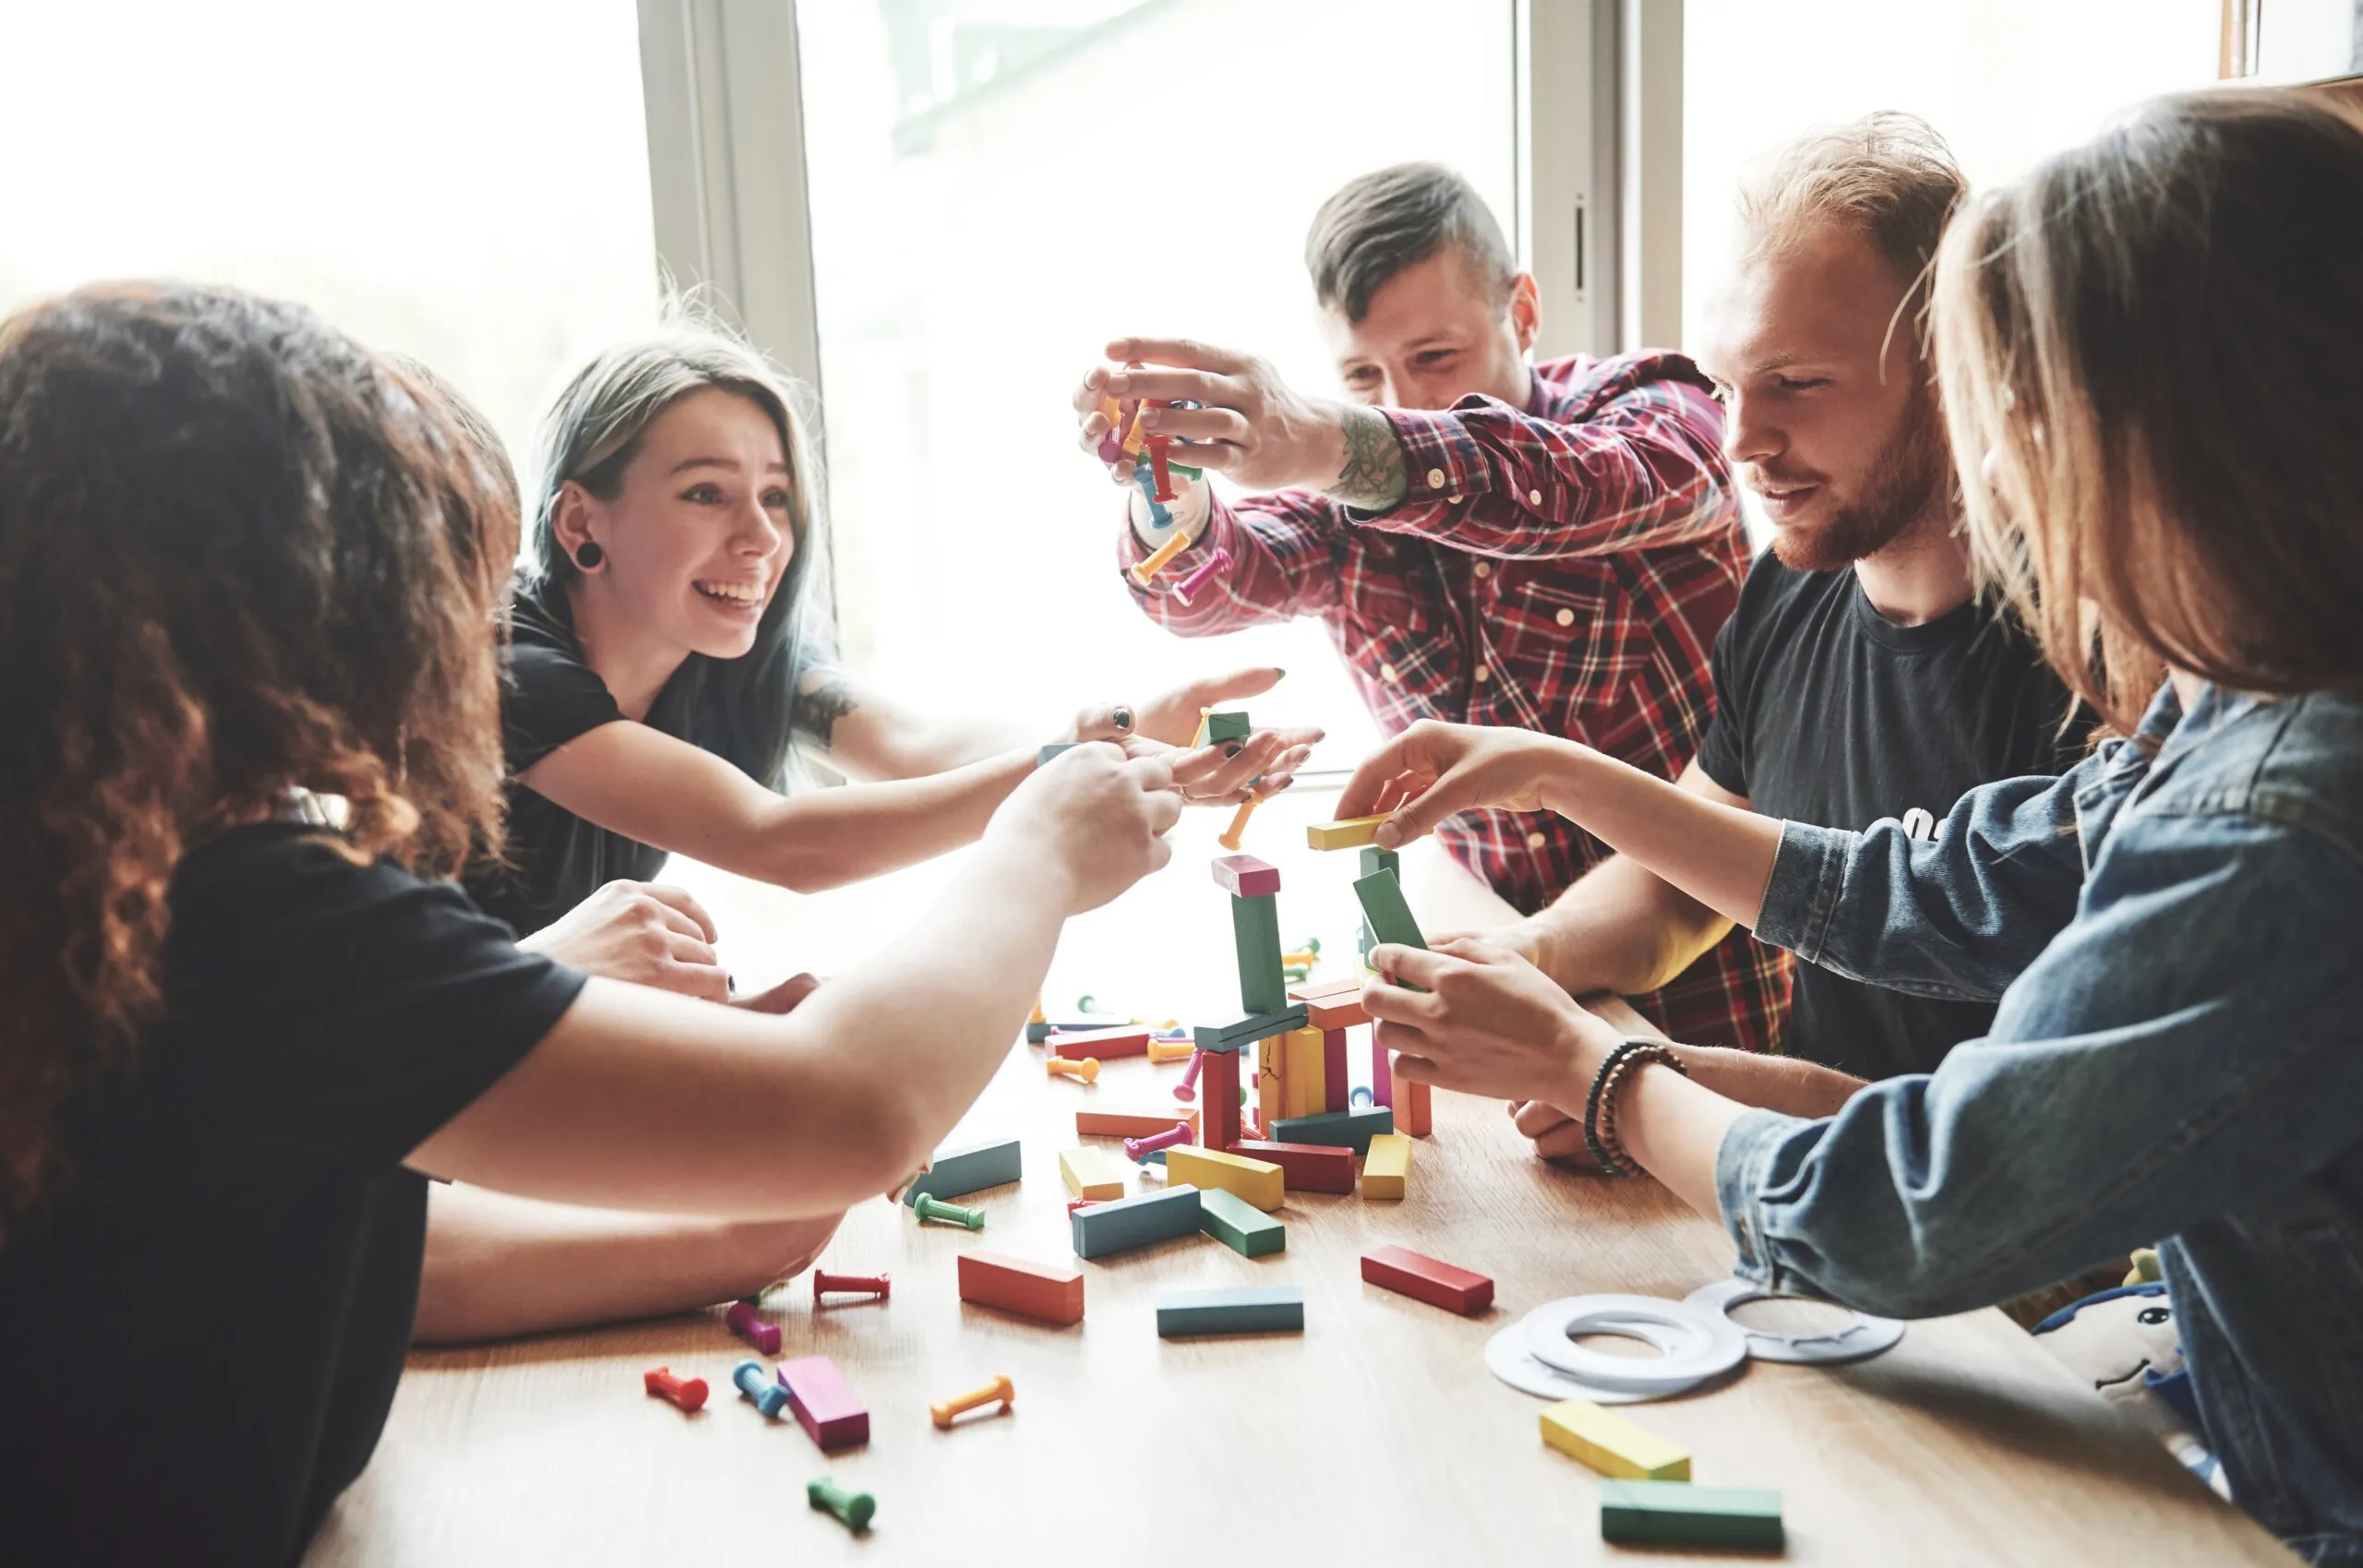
[570,387,796,662]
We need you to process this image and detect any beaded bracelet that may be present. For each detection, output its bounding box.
[1582,1039,1690,1177]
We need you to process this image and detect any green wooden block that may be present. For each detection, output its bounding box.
[1598,1481,1784,1551]
[1192,1003,1307,1054]
[1197,1186,1285,1257]
[1205,710,1252,743]
[1157,1285,1302,1336]
[1357,845,1400,879]
[1036,742,1077,766]
[1269,1107,1394,1155]
[1231,892,1286,1013]
[1351,869,1427,990]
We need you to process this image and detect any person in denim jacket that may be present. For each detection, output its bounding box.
[1329,89,2363,1562]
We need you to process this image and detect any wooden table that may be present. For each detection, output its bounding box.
[308,787,2294,1566]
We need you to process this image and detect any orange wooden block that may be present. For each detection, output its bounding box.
[957,1251,1085,1326]
[1076,1107,1200,1140]
[1050,1024,1150,1060]
[1399,1078,1433,1136]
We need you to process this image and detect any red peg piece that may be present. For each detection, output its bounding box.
[1170,546,1232,607]
[644,1366,709,1412]
[1123,1120,1194,1162]
[812,1269,892,1305]
[726,1299,782,1355]
[1173,1048,1205,1103]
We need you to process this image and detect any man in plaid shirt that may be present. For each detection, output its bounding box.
[1074,163,1789,1056]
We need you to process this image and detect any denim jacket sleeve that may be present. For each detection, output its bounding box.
[1753,759,2102,1003]
[1716,805,2363,1319]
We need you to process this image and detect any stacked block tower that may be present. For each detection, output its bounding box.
[1194,852,1308,1153]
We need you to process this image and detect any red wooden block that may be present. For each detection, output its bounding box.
[776,1355,870,1451]
[1210,853,1281,899]
[1361,1244,1493,1316]
[1322,1028,1349,1113]
[957,1250,1086,1326]
[1399,1078,1433,1136]
[1229,1139,1355,1194]
[1201,1046,1242,1152]
[1077,1107,1201,1140]
[1051,1024,1151,1059]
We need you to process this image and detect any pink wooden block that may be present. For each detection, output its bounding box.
[1323,1028,1349,1113]
[1372,1040,1394,1109]
[776,1355,870,1452]
[1050,1023,1150,1060]
[1210,854,1281,899]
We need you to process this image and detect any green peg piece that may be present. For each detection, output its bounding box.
[913,1192,985,1230]
[808,1476,876,1533]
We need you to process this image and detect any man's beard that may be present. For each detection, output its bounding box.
[1767,390,1951,572]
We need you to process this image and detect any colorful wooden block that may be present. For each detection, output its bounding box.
[1230,1139,1357,1194]
[1050,1023,1151,1060]
[1288,976,1361,1002]
[1076,1107,1199,1141]
[1256,1034,1285,1133]
[1026,1021,1054,1044]
[1289,1026,1326,1119]
[1357,845,1401,879]
[1071,1184,1203,1260]
[1306,813,1391,851]
[1352,869,1428,985]
[1323,1028,1349,1112]
[1156,1285,1303,1337]
[1399,1078,1433,1137]
[1270,1107,1394,1155]
[1059,1146,1131,1201]
[1193,1003,1307,1053]
[1205,710,1252,743]
[1163,1145,1283,1212]
[775,1355,869,1452]
[956,1251,1085,1326]
[1361,1131,1411,1200]
[1231,892,1286,1013]
[1372,1041,1394,1107]
[1361,1244,1493,1315]
[1036,742,1077,766]
[902,1137,1021,1206]
[1210,853,1281,899]
[1197,1186,1286,1257]
[1541,1399,1692,1481]
[1597,1481,1783,1550]
[1201,1047,1242,1152]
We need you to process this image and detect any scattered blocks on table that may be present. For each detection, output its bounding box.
[930,1373,1015,1430]
[913,1193,986,1230]
[1071,1184,1204,1260]
[903,1137,1022,1205]
[1361,1131,1412,1200]
[1193,1003,1308,1053]
[1047,1055,1099,1083]
[1270,1107,1395,1155]
[1156,1285,1305,1337]
[1399,1078,1433,1137]
[1163,1145,1283,1211]
[726,1299,781,1355]
[1205,710,1252,744]
[1198,1187,1287,1257]
[811,1270,891,1305]
[1541,1399,1692,1481]
[808,1476,875,1535]
[1060,1146,1132,1201]
[777,1355,870,1452]
[1360,1244,1493,1315]
[1231,891,1286,1014]
[1306,813,1391,851]
[1051,1023,1150,1059]
[734,1359,789,1418]
[1597,1481,1783,1551]
[644,1366,708,1412]
[1077,1107,1199,1140]
[1230,1138,1357,1193]
[1290,975,1371,1030]
[957,1251,1086,1326]
[1323,1028,1349,1112]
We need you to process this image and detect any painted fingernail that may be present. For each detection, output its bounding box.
[1272,668,1287,678]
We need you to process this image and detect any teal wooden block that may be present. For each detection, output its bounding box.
[1351,870,1428,991]
[1197,1187,1286,1258]
[1231,892,1286,1013]
[1358,845,1400,879]
[1036,742,1077,766]
[1205,710,1251,743]
[1157,1285,1303,1336]
[902,1137,1022,1206]
[1598,1481,1784,1550]
[1071,1184,1203,1260]
[1193,1003,1307,1054]
[1270,1107,1394,1155]
[1025,1021,1054,1044]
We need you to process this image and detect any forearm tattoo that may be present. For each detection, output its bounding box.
[1329,403,1409,512]
[793,675,859,749]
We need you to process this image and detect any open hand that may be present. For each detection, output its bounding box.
[1361,936,1620,1104]
[516,880,729,1002]
[1074,666,1323,804]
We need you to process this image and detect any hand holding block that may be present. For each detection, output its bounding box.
[1541,1399,1692,1481]
[1307,813,1391,851]
[1352,870,1428,989]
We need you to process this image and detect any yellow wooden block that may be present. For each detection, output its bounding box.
[1281,1026,1325,1119]
[1306,814,1390,851]
[1059,1146,1131,1201]
[1539,1398,1691,1480]
[1361,1131,1412,1200]
[1164,1146,1283,1212]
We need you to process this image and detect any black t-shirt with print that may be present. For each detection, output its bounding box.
[0,823,585,1565]
[1694,552,2091,1081]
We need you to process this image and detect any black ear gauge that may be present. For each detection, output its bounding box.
[575,541,605,569]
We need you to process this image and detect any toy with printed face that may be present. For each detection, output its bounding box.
[2031,1282,2225,1496]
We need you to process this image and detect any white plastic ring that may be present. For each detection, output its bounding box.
[1483,1323,1662,1405]
[1683,1278,1905,1366]
[1520,1294,1747,1394]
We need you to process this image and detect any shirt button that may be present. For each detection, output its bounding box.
[1472,561,1492,580]
[1526,831,1547,850]
[1555,607,1576,627]
[1474,665,1492,683]
[1528,488,1543,506]
[1427,468,1446,489]
[1380,664,1399,684]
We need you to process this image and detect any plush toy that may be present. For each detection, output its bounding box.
[2030,1281,2226,1498]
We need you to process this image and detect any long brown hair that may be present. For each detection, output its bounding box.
[0,283,518,1242]
[1935,89,2363,731]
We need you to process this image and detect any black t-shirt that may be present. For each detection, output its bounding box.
[1694,554,2090,1081]
[0,824,584,1566]
[467,591,702,938]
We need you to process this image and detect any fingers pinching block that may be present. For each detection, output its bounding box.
[1352,869,1429,989]
[644,1367,708,1412]
[726,1299,781,1355]
[734,1359,790,1418]
[777,1355,870,1452]
[808,1477,875,1535]
[1204,711,1252,743]
[930,1373,1015,1430]
[1306,813,1391,851]
[1047,1056,1100,1083]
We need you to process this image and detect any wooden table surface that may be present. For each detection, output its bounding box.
[307,785,2294,1567]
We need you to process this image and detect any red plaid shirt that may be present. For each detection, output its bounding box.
[1118,351,1792,1054]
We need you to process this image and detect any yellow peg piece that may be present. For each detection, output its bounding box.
[1047,1056,1100,1084]
[931,1373,1016,1430]
[1131,529,1190,586]
[1217,794,1262,852]
[1146,1037,1194,1064]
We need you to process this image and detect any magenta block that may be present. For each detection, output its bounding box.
[1210,854,1282,899]
[1372,1039,1394,1109]
[776,1355,870,1452]
[1324,1028,1349,1113]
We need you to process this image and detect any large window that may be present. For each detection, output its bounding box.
[796,0,1520,766]
[0,1,660,465]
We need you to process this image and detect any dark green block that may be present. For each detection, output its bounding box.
[1036,742,1077,766]
[1197,1187,1285,1257]
[1192,1003,1307,1054]
[1205,710,1252,743]
[1269,1107,1393,1155]
[1358,845,1400,880]
[1599,1481,1783,1551]
[1351,869,1428,990]
[1230,892,1286,1013]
